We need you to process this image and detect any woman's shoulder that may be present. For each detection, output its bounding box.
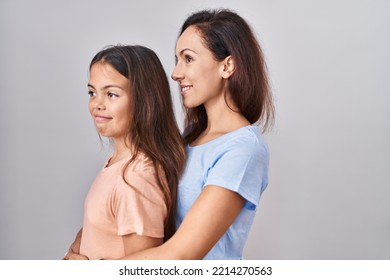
[231,125,265,142]
[223,126,268,160]
[187,125,268,161]
[214,125,267,152]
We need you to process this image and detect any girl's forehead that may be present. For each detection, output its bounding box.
[89,62,130,89]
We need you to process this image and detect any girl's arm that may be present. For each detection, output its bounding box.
[121,185,245,259]
[66,229,163,260]
[122,234,163,255]
[63,228,85,260]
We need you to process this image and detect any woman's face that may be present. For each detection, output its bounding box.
[88,61,132,142]
[172,26,226,109]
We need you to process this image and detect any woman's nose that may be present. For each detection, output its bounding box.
[171,64,183,81]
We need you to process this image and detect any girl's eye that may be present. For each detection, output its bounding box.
[107,92,119,98]
[88,91,96,97]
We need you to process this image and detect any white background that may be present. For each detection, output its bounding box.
[0,0,389,259]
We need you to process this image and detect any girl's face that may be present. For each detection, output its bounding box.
[172,26,226,109]
[88,61,132,142]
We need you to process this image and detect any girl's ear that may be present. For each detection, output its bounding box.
[220,56,235,79]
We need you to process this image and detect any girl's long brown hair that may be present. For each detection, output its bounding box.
[179,9,275,144]
[90,45,185,240]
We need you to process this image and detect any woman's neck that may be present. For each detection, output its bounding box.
[192,96,250,146]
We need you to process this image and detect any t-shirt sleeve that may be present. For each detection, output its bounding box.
[111,159,167,238]
[204,135,269,210]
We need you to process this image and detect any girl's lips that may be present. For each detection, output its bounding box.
[94,115,112,122]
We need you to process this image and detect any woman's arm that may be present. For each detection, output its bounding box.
[121,185,245,259]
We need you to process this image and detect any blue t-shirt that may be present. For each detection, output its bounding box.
[176,125,269,259]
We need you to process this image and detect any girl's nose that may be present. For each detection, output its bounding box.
[97,103,105,110]
[92,95,106,110]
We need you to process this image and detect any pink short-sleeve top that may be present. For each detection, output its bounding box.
[80,153,167,260]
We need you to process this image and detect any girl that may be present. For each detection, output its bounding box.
[122,8,274,259]
[63,45,185,260]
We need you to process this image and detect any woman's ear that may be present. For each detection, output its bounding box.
[220,56,235,79]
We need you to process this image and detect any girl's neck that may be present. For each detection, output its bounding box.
[108,137,133,167]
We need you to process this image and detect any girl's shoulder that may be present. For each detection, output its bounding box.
[123,152,156,175]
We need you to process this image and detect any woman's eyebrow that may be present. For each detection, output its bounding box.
[178,48,198,55]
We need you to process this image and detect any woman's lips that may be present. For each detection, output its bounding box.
[181,85,192,95]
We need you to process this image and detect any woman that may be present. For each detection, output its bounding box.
[63,45,185,260]
[123,8,274,260]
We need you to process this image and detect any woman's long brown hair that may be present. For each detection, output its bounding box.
[90,45,185,240]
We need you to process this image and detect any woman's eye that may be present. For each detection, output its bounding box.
[88,91,95,97]
[185,55,193,63]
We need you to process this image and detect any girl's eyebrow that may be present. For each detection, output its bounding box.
[87,84,125,90]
